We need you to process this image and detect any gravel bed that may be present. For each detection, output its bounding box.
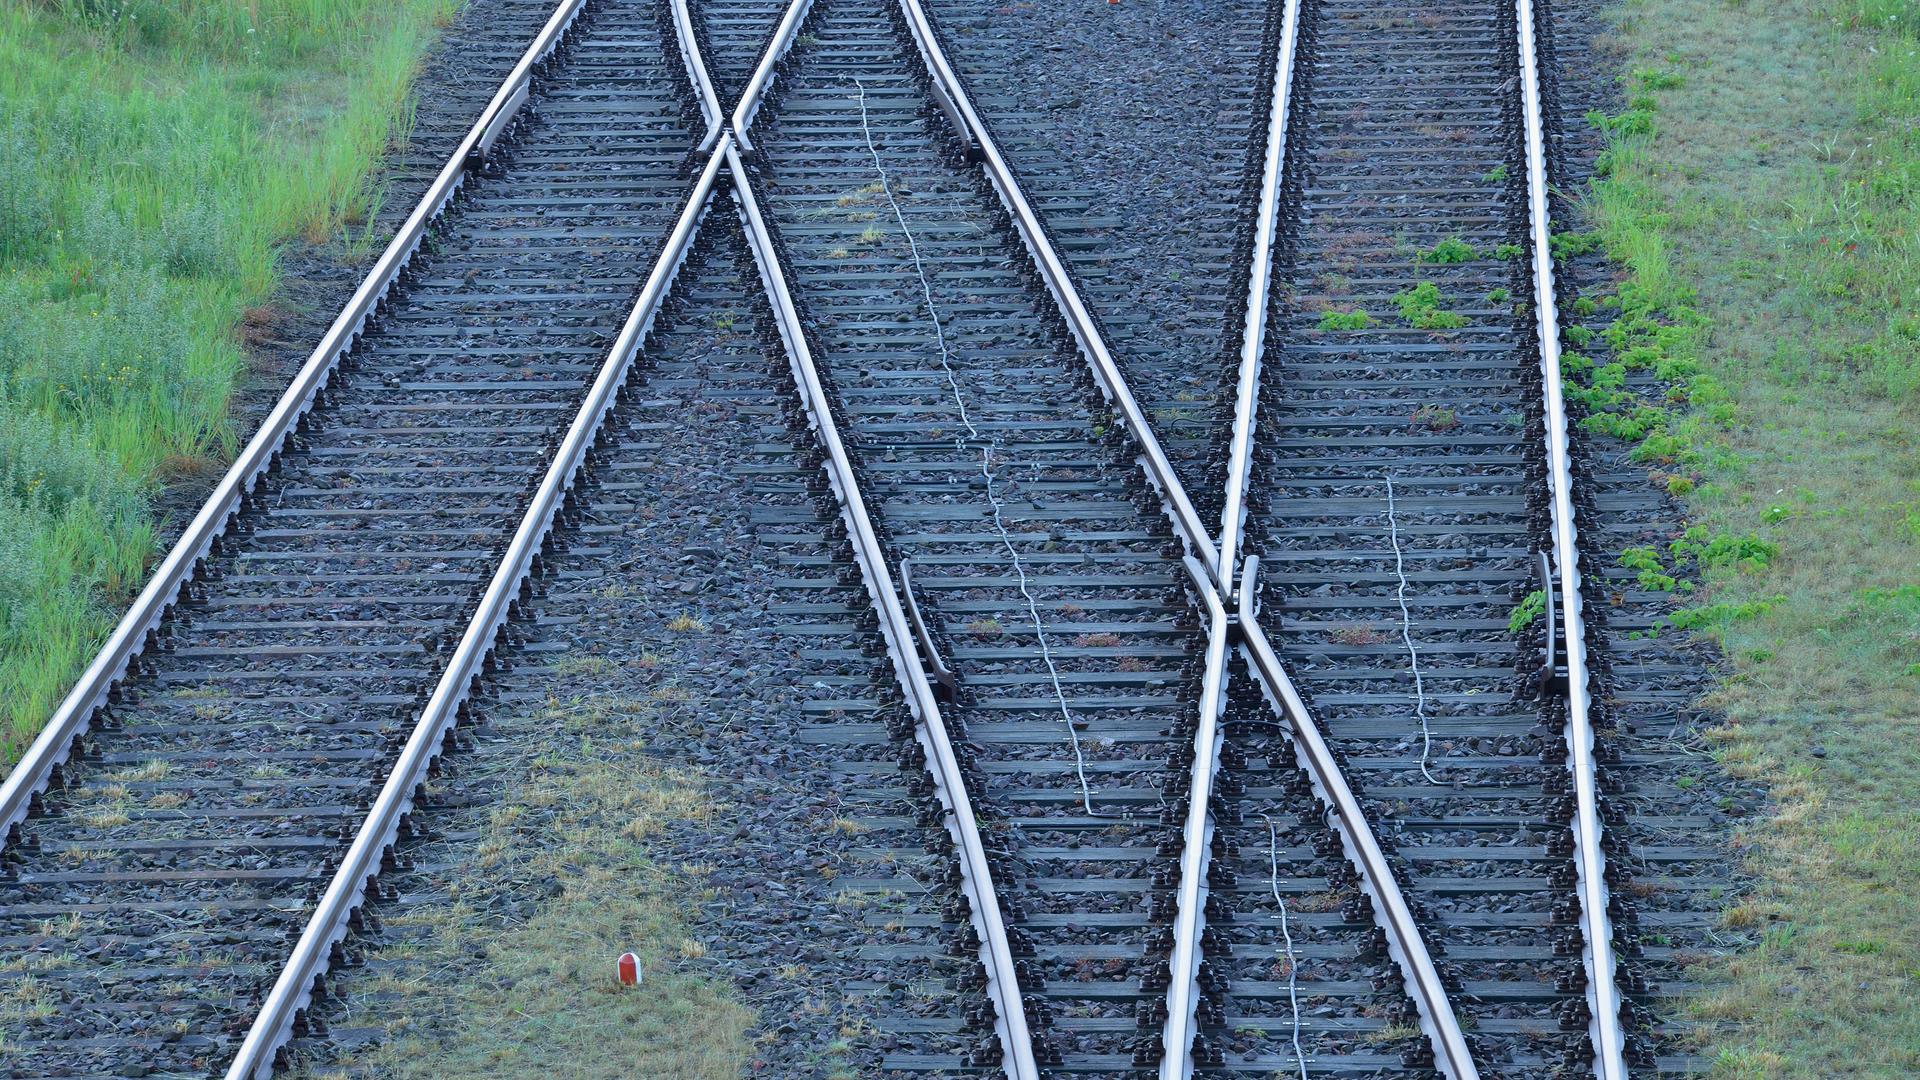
[287,233,973,1077]
[923,0,1272,499]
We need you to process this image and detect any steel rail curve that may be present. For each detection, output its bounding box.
[1236,561,1480,1080]
[727,0,817,150]
[726,140,1040,1080]
[1515,0,1628,1074]
[0,0,592,853]
[893,0,1220,593]
[672,0,725,146]
[1194,0,1478,1070]
[695,2,1040,1074]
[892,2,1477,1076]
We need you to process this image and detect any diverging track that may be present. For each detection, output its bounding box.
[0,0,1661,1076]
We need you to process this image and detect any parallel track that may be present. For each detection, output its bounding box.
[0,0,1669,1076]
[0,1,706,1072]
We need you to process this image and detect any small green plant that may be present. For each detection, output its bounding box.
[1317,308,1373,331]
[1481,164,1509,184]
[1410,403,1459,430]
[1393,281,1469,329]
[1418,236,1477,264]
[1663,596,1786,633]
[713,311,735,331]
[1550,230,1603,261]
[1669,526,1779,574]
[1509,589,1547,634]
[1565,324,1594,347]
[1588,106,1655,138]
[1572,296,1599,316]
[1487,287,1510,304]
[1633,68,1685,90]
[1620,546,1679,591]
[1493,242,1524,260]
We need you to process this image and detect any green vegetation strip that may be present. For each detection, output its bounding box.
[309,693,753,1078]
[1585,0,1920,1072]
[0,0,458,762]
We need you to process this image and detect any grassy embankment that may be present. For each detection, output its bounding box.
[1573,0,1920,1072]
[0,0,456,762]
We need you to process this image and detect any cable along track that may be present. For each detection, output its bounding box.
[729,0,1481,1075]
[884,0,1631,1073]
[0,0,1633,1075]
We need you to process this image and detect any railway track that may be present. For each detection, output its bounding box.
[0,0,1708,1076]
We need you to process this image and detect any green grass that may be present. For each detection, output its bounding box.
[0,0,457,763]
[1588,0,1920,1072]
[305,695,753,1077]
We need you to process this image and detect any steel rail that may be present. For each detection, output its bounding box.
[893,4,1475,1075]
[1159,0,1300,1061]
[1215,0,1302,600]
[225,124,730,1080]
[1160,557,1232,1079]
[706,9,1036,1075]
[891,5,1236,1066]
[727,0,817,150]
[893,0,1220,591]
[722,137,1040,1080]
[672,0,725,149]
[1237,560,1479,1080]
[0,0,589,852]
[1515,0,1627,1074]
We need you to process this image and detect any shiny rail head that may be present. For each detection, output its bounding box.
[1216,0,1304,595]
[1158,558,1233,1080]
[670,0,724,144]
[225,147,731,1080]
[1512,0,1628,1074]
[728,0,819,151]
[889,0,1222,594]
[0,0,592,855]
[719,131,1039,1080]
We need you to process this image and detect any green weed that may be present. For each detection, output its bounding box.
[1409,403,1459,431]
[1418,236,1477,264]
[1316,308,1373,331]
[0,0,455,763]
[1508,589,1547,634]
[1392,281,1469,330]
